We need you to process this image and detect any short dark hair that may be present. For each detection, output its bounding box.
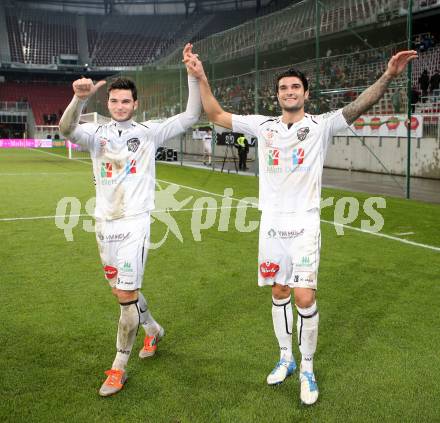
[275,68,308,94]
[107,77,137,101]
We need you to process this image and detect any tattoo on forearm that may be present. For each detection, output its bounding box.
[59,97,84,136]
[342,73,393,124]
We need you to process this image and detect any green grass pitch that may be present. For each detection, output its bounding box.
[0,147,439,423]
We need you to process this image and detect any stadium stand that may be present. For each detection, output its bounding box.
[5,8,77,65]
[0,81,71,125]
[87,14,187,66]
[3,1,292,68]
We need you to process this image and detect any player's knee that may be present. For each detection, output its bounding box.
[113,288,138,303]
[272,283,291,299]
[294,288,315,308]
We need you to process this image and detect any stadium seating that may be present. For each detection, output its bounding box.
[5,8,77,65]
[87,14,186,66]
[4,2,290,68]
[0,81,72,125]
[4,1,439,68]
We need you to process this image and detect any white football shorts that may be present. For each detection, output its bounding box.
[95,212,150,291]
[258,208,321,290]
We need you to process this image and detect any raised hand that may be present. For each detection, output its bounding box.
[182,43,193,62]
[182,43,204,78]
[183,52,206,80]
[385,50,418,78]
[73,78,106,100]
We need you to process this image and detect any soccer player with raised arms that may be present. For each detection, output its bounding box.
[185,49,416,405]
[60,44,201,396]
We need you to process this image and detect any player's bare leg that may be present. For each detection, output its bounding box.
[99,289,138,397]
[294,287,319,405]
[267,284,297,385]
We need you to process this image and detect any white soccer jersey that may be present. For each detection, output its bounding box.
[232,109,348,212]
[70,116,186,220]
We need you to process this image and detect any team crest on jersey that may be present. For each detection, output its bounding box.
[297,127,309,141]
[99,137,108,147]
[127,138,140,152]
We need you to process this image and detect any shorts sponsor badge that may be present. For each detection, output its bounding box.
[104,265,118,279]
[260,261,280,278]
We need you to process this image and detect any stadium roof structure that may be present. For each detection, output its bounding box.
[11,0,292,15]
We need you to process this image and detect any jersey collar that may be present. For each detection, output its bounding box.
[110,119,135,130]
[280,115,306,130]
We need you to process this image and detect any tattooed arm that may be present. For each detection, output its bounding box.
[59,96,87,138]
[342,50,418,125]
[59,78,106,138]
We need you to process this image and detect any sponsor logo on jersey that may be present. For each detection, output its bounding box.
[263,128,278,144]
[297,127,310,141]
[101,162,113,178]
[104,265,118,279]
[125,159,137,174]
[260,261,280,278]
[127,137,140,152]
[267,149,279,166]
[99,138,108,148]
[292,148,305,165]
[100,160,137,183]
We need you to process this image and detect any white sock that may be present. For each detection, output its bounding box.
[272,295,293,361]
[137,292,161,336]
[111,301,139,371]
[296,302,319,374]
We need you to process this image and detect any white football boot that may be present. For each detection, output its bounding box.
[267,357,297,385]
[300,370,319,405]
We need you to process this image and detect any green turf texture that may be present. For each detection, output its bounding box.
[0,148,439,423]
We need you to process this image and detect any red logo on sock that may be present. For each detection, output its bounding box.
[260,261,280,278]
[104,265,118,279]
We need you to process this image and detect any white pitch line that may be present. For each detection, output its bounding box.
[0,172,89,176]
[157,178,255,204]
[27,147,440,252]
[0,214,88,222]
[393,231,415,236]
[27,148,91,165]
[321,220,439,252]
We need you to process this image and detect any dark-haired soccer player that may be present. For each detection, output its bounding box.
[185,49,417,405]
[60,44,201,397]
